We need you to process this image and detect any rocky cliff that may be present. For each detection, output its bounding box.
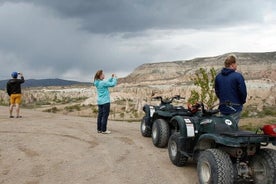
[120,52,276,84]
[117,52,276,108]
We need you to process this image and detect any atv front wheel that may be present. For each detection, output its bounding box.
[152,119,170,148]
[249,148,276,184]
[168,133,188,166]
[197,149,234,184]
[140,116,152,137]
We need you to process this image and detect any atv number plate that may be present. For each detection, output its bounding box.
[149,106,155,117]
[184,119,195,137]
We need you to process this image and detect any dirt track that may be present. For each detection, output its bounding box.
[0,107,198,184]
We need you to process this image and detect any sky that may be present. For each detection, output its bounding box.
[0,0,276,82]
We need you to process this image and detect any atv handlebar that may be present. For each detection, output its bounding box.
[152,95,185,105]
[188,102,219,115]
[190,101,240,115]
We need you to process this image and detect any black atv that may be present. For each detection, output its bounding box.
[167,102,276,184]
[140,95,192,148]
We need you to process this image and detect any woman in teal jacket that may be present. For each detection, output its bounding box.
[94,70,117,134]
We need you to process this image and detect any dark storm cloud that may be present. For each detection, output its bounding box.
[2,0,268,33]
[0,0,275,81]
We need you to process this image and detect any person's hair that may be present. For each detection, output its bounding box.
[94,70,103,81]
[224,54,237,67]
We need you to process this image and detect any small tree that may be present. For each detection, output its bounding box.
[188,67,218,109]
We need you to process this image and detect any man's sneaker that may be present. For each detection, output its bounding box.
[102,130,111,134]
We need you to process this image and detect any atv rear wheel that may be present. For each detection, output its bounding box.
[197,149,234,184]
[140,116,151,137]
[168,133,188,166]
[249,148,276,184]
[152,119,170,148]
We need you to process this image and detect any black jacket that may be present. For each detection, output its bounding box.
[6,76,25,96]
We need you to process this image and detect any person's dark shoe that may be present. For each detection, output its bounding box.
[9,116,14,118]
[16,116,22,118]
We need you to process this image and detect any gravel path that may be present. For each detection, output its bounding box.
[0,107,198,184]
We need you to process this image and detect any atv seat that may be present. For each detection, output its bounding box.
[203,109,220,116]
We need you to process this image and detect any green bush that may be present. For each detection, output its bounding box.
[262,106,276,116]
[188,67,217,109]
[120,112,124,118]
[43,107,59,113]
[92,106,98,113]
[64,104,81,112]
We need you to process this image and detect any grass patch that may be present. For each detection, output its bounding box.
[64,104,81,112]
[43,107,60,113]
[241,105,276,118]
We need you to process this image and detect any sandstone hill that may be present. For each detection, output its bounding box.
[117,51,276,108]
[120,52,276,84]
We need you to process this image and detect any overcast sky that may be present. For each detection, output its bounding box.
[0,0,276,82]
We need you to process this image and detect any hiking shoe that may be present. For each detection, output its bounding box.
[102,130,111,134]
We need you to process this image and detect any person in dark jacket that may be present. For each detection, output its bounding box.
[6,72,25,118]
[215,55,247,124]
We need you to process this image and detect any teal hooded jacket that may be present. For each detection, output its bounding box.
[94,77,117,105]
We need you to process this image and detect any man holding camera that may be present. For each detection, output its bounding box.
[6,72,25,118]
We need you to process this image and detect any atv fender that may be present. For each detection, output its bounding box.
[170,115,196,138]
[197,133,268,148]
[171,134,190,158]
[196,134,240,149]
[142,105,154,127]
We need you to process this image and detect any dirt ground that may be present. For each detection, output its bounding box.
[0,106,198,184]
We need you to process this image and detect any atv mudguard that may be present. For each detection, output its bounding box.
[169,115,197,157]
[197,131,272,148]
[273,139,276,146]
[142,105,155,128]
[170,115,197,138]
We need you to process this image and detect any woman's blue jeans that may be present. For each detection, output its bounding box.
[97,103,110,132]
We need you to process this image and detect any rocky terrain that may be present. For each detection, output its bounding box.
[0,51,275,121]
[118,52,276,106]
[120,52,276,83]
[0,107,199,184]
[99,51,276,115]
[0,51,276,184]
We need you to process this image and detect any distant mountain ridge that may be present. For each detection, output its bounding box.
[0,78,91,90]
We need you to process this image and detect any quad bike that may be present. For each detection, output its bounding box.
[166,102,276,184]
[140,95,192,148]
